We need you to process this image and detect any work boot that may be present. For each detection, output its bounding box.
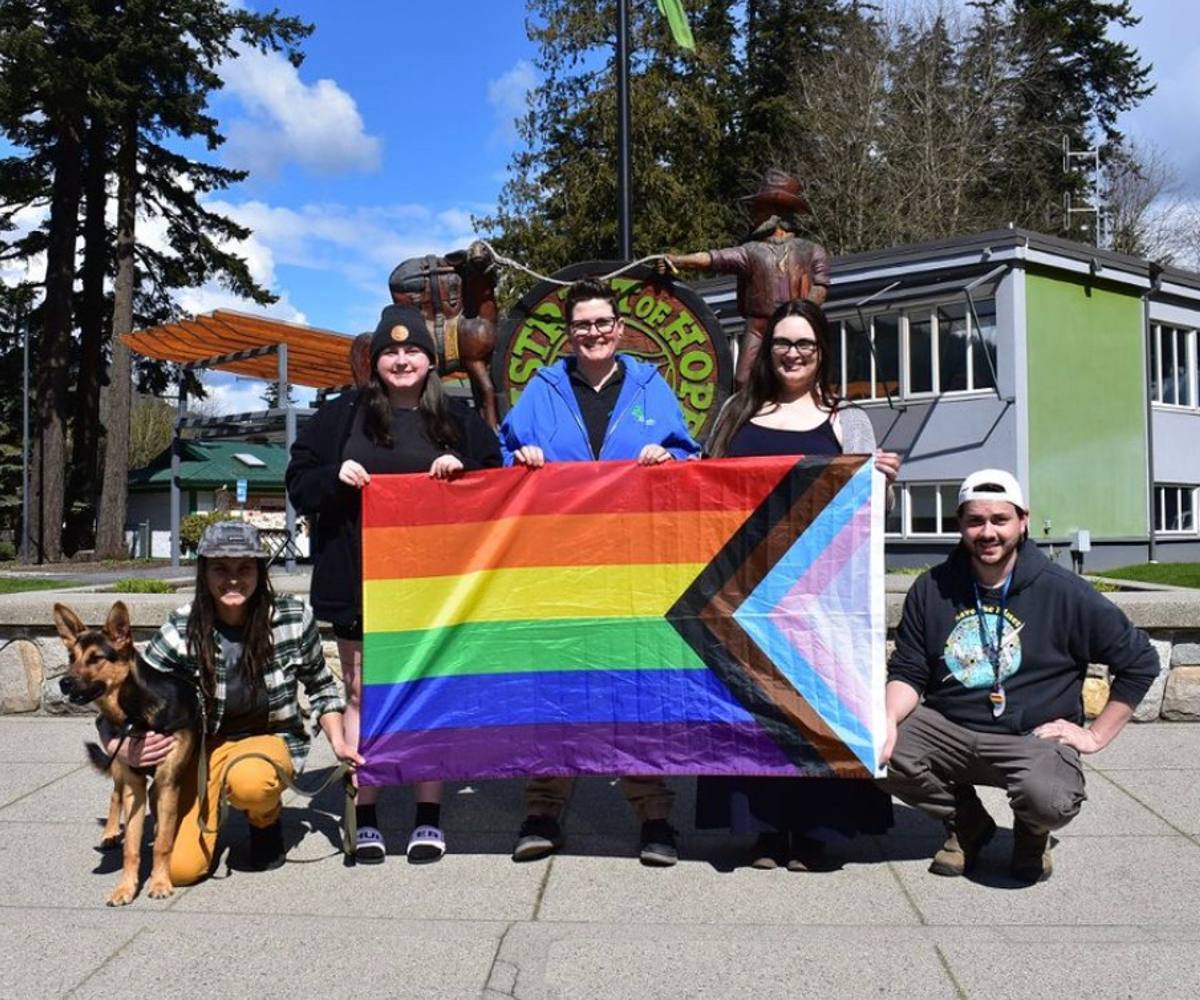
[929,790,996,877]
[248,819,286,871]
[1010,817,1053,883]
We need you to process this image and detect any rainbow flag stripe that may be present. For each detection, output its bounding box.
[358,456,884,785]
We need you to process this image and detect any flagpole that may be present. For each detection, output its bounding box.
[615,0,632,260]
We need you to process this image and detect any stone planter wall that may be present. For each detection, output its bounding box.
[3,590,1198,720]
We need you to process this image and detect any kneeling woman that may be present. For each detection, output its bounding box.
[104,520,359,885]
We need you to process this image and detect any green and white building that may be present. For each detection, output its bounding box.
[699,228,1200,570]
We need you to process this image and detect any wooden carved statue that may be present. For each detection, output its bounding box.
[659,170,830,390]
[383,240,500,427]
[349,331,373,388]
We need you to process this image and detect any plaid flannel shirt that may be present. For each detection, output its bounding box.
[141,594,345,769]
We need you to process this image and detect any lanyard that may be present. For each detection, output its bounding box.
[973,575,1011,715]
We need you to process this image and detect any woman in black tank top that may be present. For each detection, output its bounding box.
[700,300,900,870]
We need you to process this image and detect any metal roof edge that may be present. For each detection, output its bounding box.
[694,227,1200,304]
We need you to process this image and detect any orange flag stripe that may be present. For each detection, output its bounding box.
[362,508,753,580]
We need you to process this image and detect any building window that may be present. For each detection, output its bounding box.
[1151,324,1197,408]
[842,316,901,402]
[885,482,960,537]
[832,298,995,402]
[1155,484,1197,534]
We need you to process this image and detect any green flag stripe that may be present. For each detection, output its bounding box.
[363,615,707,683]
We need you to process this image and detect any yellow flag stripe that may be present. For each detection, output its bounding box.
[363,562,707,633]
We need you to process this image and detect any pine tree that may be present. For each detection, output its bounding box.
[479,0,742,290]
[1002,0,1152,237]
[0,0,310,560]
[94,0,311,557]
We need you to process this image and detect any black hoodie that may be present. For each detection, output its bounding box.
[285,389,501,626]
[888,539,1158,735]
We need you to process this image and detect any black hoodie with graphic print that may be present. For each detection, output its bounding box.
[888,539,1159,735]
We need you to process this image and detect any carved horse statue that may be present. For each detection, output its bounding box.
[349,241,500,427]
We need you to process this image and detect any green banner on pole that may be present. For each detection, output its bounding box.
[656,0,695,51]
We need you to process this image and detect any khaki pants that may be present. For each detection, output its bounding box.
[525,775,674,824]
[169,734,293,886]
[879,705,1087,835]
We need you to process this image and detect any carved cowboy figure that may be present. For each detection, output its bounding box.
[349,241,500,427]
[660,170,830,389]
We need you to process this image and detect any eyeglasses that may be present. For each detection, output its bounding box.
[568,317,619,335]
[771,337,819,358]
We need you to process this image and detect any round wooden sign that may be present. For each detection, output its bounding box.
[494,262,733,442]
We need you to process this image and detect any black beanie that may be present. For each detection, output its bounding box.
[370,305,437,364]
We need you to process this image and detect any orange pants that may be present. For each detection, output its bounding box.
[169,734,293,886]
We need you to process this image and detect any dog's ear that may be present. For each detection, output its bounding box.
[53,604,86,648]
[105,601,133,649]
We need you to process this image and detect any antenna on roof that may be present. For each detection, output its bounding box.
[1063,136,1105,248]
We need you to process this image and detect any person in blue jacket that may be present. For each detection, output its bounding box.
[499,276,700,867]
[499,279,699,468]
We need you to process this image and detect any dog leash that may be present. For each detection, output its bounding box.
[194,731,357,856]
[99,722,137,771]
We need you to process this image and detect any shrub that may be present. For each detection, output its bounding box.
[110,578,176,594]
[179,510,238,553]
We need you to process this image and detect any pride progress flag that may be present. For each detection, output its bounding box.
[358,455,885,786]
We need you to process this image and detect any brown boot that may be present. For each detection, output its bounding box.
[1010,818,1053,883]
[929,790,996,877]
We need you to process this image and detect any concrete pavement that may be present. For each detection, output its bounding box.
[1,715,1198,999]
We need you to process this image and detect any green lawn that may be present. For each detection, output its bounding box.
[0,577,86,594]
[1098,563,1200,589]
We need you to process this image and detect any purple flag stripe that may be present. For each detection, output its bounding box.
[355,721,845,786]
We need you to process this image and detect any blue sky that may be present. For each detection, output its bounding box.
[201,2,538,328]
[199,0,1198,334]
[180,1,543,409]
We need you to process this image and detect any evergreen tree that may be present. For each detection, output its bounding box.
[479,0,742,291]
[0,0,95,561]
[1001,0,1152,237]
[94,0,311,557]
[489,0,1155,265]
[0,0,310,560]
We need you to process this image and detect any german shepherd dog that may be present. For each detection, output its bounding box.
[53,601,199,906]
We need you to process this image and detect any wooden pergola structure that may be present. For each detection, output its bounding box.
[123,309,357,569]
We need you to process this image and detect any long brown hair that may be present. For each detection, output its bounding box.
[707,299,840,458]
[186,556,275,714]
[362,365,460,451]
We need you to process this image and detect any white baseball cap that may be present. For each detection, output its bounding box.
[957,469,1027,513]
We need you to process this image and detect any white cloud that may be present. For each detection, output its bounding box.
[218,45,382,177]
[486,59,537,145]
[0,195,307,325]
[135,202,307,324]
[204,196,486,301]
[199,372,316,416]
[0,203,48,287]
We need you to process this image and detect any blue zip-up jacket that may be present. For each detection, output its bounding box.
[498,355,701,463]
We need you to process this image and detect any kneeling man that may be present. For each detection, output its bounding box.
[881,469,1158,882]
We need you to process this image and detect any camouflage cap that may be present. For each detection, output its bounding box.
[196,520,263,558]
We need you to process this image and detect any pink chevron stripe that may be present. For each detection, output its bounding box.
[764,502,875,733]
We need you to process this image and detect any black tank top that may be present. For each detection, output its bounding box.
[726,417,842,458]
